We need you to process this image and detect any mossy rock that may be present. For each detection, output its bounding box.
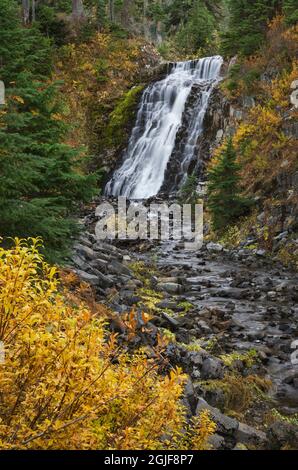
[104,85,145,149]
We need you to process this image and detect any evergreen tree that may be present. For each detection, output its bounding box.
[175,0,216,54]
[179,173,199,206]
[207,139,252,232]
[221,0,282,56]
[283,0,298,25]
[0,0,96,261]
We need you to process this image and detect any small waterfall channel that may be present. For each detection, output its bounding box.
[105,56,223,199]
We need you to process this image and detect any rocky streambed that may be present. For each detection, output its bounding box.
[71,203,298,450]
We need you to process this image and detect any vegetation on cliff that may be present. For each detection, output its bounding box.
[210,16,298,266]
[207,139,252,232]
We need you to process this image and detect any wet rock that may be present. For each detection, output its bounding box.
[208,433,225,450]
[267,291,278,301]
[207,242,224,253]
[201,357,224,380]
[267,421,298,450]
[157,282,183,294]
[161,312,180,329]
[74,244,96,260]
[215,287,251,300]
[196,398,239,438]
[75,270,100,287]
[256,249,266,257]
[236,422,268,448]
[274,231,289,242]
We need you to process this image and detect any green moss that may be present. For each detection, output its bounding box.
[178,340,202,353]
[204,338,219,353]
[137,287,163,311]
[270,409,298,427]
[177,301,194,314]
[160,328,176,343]
[219,349,258,368]
[129,261,156,287]
[105,85,144,148]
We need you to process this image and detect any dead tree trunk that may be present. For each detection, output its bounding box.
[32,0,36,22]
[22,0,30,25]
[72,0,85,19]
[108,0,115,22]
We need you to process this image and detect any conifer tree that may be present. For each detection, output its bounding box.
[175,0,216,54]
[283,0,298,25]
[207,139,252,232]
[221,0,282,56]
[0,0,96,261]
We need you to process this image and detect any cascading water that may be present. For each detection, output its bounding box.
[105,56,223,199]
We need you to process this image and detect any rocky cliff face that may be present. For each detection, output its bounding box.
[160,81,232,193]
[203,85,297,260]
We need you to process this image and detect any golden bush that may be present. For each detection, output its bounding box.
[0,238,215,450]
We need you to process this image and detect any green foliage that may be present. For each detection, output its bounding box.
[283,0,298,25]
[174,0,217,55]
[220,350,258,368]
[0,0,52,81]
[207,139,252,232]
[105,85,144,148]
[179,173,199,206]
[221,0,282,56]
[0,0,96,261]
[36,3,70,46]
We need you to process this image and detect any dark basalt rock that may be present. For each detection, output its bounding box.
[160,84,231,195]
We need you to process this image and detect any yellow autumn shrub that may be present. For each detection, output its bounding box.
[0,238,215,450]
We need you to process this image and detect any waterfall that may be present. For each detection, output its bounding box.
[105,56,223,199]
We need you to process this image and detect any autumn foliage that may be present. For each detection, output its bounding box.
[212,17,297,240]
[0,238,215,450]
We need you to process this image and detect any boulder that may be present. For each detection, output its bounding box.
[157,282,183,294]
[75,270,100,287]
[208,433,225,450]
[201,357,224,380]
[72,254,89,271]
[109,259,133,277]
[74,244,96,260]
[236,422,268,448]
[161,312,180,329]
[207,242,224,253]
[267,421,298,450]
[196,398,239,437]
